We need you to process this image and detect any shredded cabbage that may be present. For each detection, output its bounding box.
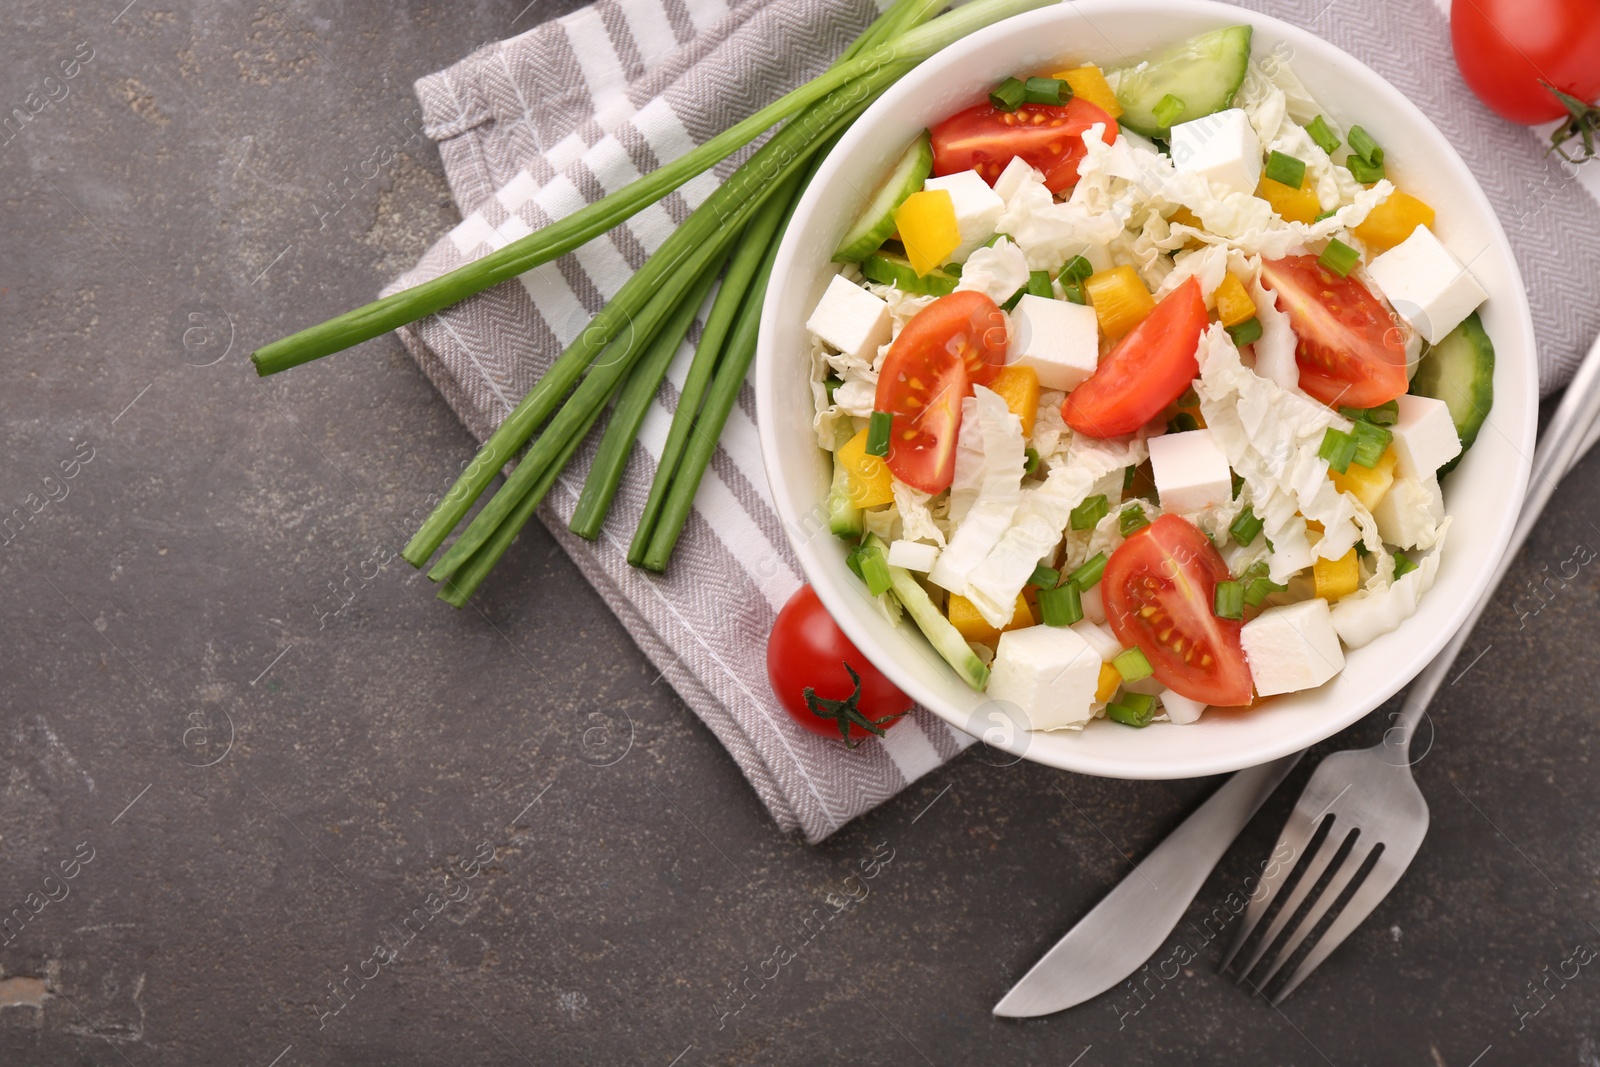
[1331,521,1450,649]
[928,387,1026,595]
[955,238,1031,305]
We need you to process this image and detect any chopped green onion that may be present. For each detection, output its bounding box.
[1346,155,1385,184]
[1264,150,1307,189]
[1068,551,1108,589]
[1340,399,1400,426]
[865,411,893,457]
[1106,693,1157,727]
[1318,427,1358,473]
[1038,582,1083,626]
[1356,541,1370,559]
[1001,286,1027,312]
[1023,76,1069,106]
[1023,446,1041,476]
[944,261,963,278]
[1070,494,1109,531]
[1113,647,1152,682]
[1314,209,1338,222]
[1153,93,1186,127]
[1226,317,1263,347]
[1231,471,1244,500]
[1120,504,1149,537]
[1028,564,1060,589]
[990,76,1027,111]
[1061,282,1085,305]
[1060,255,1093,282]
[1350,419,1393,468]
[853,542,893,596]
[1348,125,1383,165]
[1307,115,1341,155]
[846,545,867,581]
[1229,506,1263,547]
[1027,270,1054,298]
[1214,580,1244,620]
[1240,561,1287,607]
[1393,551,1418,579]
[1124,465,1138,491]
[1319,238,1361,278]
[824,377,842,402]
[1167,411,1199,434]
[1370,401,1400,425]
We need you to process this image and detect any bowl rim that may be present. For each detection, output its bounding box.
[756,0,1537,779]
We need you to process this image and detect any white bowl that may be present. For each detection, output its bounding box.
[756,0,1536,779]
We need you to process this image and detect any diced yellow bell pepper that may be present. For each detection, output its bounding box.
[948,592,1033,647]
[1213,273,1257,328]
[1051,65,1123,118]
[1084,265,1155,340]
[1095,661,1122,703]
[1256,175,1321,225]
[1313,548,1361,602]
[1168,207,1203,230]
[988,364,1041,437]
[1353,189,1436,253]
[835,429,897,508]
[1328,446,1398,512]
[893,189,960,277]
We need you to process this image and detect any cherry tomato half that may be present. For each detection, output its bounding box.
[1063,276,1206,439]
[930,97,1119,194]
[1102,515,1254,706]
[767,585,912,745]
[874,291,1008,494]
[1260,255,1409,410]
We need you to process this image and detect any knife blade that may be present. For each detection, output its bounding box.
[993,752,1302,1017]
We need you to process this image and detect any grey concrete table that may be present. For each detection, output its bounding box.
[3,3,1598,1064]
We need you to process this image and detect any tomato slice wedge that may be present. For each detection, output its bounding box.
[1102,515,1254,706]
[1260,254,1409,409]
[930,97,1118,194]
[1062,276,1206,439]
[873,292,1007,494]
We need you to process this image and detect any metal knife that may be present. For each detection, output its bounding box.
[993,752,1302,1017]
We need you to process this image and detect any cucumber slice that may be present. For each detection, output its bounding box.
[1409,311,1494,476]
[861,250,959,296]
[1112,26,1253,139]
[827,424,865,539]
[866,535,990,691]
[832,132,934,264]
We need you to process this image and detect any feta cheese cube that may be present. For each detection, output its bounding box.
[986,625,1102,731]
[1008,294,1101,391]
[1240,599,1345,696]
[887,539,940,572]
[1365,225,1488,344]
[1160,689,1206,725]
[1148,429,1234,514]
[923,170,1005,262]
[992,155,1041,206]
[805,275,891,364]
[1389,394,1462,480]
[1373,472,1445,551]
[1168,108,1262,197]
[1070,619,1123,662]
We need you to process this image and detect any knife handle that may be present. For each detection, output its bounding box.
[1135,753,1303,900]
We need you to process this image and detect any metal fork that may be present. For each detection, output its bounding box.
[1220,333,1600,1004]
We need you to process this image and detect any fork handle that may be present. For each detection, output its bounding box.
[1394,332,1600,750]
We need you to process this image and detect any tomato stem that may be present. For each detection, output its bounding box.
[1542,82,1600,164]
[802,663,907,748]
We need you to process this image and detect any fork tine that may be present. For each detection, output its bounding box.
[1271,842,1419,1004]
[1217,807,1324,974]
[1230,818,1349,982]
[1253,837,1378,991]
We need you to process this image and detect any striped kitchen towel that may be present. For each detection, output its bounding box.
[385,0,1600,843]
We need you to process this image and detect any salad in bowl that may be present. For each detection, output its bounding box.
[796,23,1500,736]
